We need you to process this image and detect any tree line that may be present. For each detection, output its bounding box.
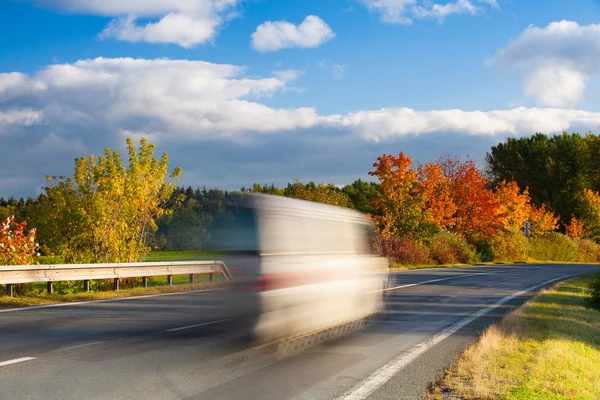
[3,132,600,267]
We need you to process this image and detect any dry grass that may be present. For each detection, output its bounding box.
[428,273,600,400]
[0,281,222,309]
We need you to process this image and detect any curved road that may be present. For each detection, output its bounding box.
[1,264,598,400]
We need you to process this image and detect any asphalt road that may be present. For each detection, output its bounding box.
[1,264,598,400]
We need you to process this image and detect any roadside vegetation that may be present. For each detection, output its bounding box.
[0,280,222,308]
[427,273,600,400]
[4,132,600,299]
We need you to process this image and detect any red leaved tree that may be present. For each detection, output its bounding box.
[0,215,39,266]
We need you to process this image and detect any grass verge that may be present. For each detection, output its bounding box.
[143,250,224,262]
[0,280,222,309]
[427,272,600,400]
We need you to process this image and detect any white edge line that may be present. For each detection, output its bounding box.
[0,357,36,367]
[366,266,542,295]
[166,318,231,332]
[0,288,224,314]
[340,271,585,400]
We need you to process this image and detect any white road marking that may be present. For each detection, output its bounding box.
[0,287,224,313]
[55,341,105,352]
[368,266,541,294]
[166,318,231,332]
[0,357,36,367]
[340,272,584,400]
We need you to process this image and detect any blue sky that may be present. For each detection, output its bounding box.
[2,0,600,197]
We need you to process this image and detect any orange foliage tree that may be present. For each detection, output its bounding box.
[416,162,456,230]
[565,214,585,239]
[494,179,558,236]
[368,152,423,238]
[436,156,504,243]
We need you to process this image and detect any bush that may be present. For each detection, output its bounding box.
[490,230,525,262]
[430,232,476,265]
[529,232,577,262]
[589,279,600,311]
[474,240,495,262]
[576,239,600,263]
[376,235,432,265]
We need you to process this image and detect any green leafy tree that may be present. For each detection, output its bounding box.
[342,179,381,215]
[37,138,182,263]
[283,179,352,207]
[486,132,594,226]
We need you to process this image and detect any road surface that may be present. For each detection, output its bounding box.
[1,264,598,400]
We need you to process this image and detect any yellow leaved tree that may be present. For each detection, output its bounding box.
[36,138,182,264]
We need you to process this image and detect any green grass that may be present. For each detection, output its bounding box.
[0,280,223,309]
[143,250,225,262]
[428,272,600,400]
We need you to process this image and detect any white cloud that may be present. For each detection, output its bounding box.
[493,20,600,107]
[4,57,600,197]
[523,64,586,108]
[358,0,495,24]
[318,60,345,79]
[251,15,335,52]
[29,0,240,47]
[0,109,43,127]
[3,57,600,142]
[272,69,303,81]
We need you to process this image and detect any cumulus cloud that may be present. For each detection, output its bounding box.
[3,57,600,197]
[28,0,240,47]
[493,20,600,107]
[251,15,335,52]
[358,0,496,24]
[522,64,586,108]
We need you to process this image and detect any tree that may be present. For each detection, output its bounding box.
[565,214,585,239]
[416,162,455,231]
[578,189,600,242]
[369,152,423,238]
[342,179,382,215]
[39,138,182,263]
[283,179,352,207]
[486,132,594,226]
[0,216,39,266]
[437,155,504,243]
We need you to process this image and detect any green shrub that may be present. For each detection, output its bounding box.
[529,232,577,262]
[430,232,476,265]
[589,279,600,311]
[490,230,525,262]
[474,240,495,262]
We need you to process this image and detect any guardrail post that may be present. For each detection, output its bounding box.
[167,276,173,286]
[113,278,119,291]
[189,274,195,284]
[47,282,53,294]
[6,284,13,297]
[142,277,148,288]
[83,280,90,292]
[208,273,214,282]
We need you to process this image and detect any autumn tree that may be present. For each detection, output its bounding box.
[38,138,182,263]
[437,156,504,243]
[0,216,39,266]
[416,162,455,231]
[565,214,585,239]
[578,189,600,242]
[368,152,423,238]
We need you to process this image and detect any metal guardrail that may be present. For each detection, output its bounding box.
[0,261,232,297]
